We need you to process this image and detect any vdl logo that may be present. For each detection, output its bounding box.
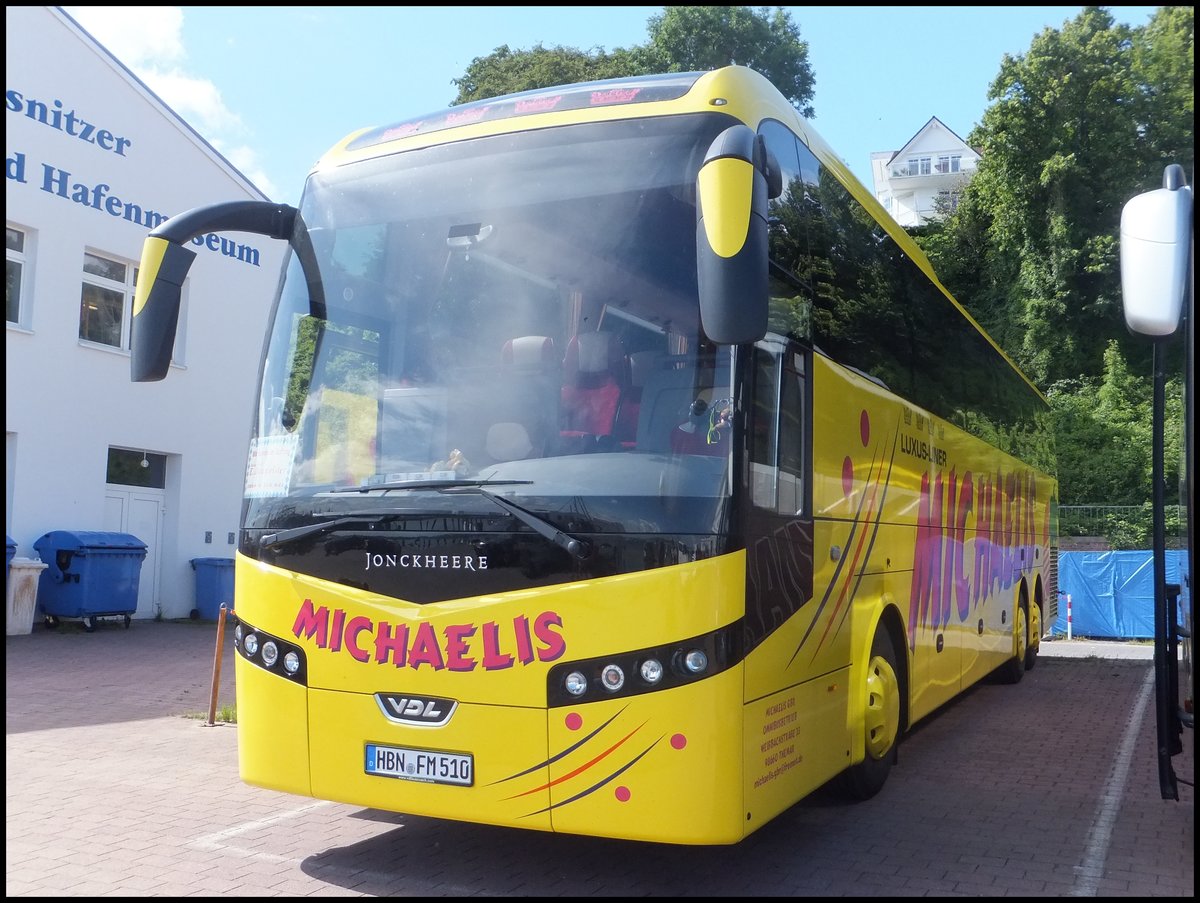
[374,692,457,726]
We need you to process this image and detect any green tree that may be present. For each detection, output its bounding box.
[451,6,815,116]
[1129,4,1195,184]
[914,6,1191,515]
[1047,339,1183,509]
[961,7,1149,388]
[922,6,1193,390]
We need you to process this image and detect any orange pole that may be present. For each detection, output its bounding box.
[207,604,227,726]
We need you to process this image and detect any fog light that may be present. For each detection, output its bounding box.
[244,633,259,656]
[234,624,243,645]
[600,663,625,691]
[261,641,279,667]
[639,658,664,684]
[565,671,588,696]
[283,651,301,675]
[683,649,708,674]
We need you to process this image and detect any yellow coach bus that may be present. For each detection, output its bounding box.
[131,66,1059,845]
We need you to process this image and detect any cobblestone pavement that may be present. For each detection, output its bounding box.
[6,620,1194,896]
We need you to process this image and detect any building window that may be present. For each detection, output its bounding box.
[79,250,138,349]
[7,225,28,326]
[937,189,962,213]
[907,156,931,176]
[107,447,167,489]
[935,155,962,174]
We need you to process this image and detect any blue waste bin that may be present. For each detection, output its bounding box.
[33,531,147,631]
[191,557,235,621]
[6,535,15,578]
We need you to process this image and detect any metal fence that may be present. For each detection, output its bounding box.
[1059,504,1186,549]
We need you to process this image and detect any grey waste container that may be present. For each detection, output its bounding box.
[33,531,148,631]
[190,557,235,621]
[7,556,48,636]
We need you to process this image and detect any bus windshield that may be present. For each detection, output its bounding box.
[245,113,738,532]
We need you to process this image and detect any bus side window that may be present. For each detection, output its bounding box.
[748,348,779,508]
[777,352,807,515]
[749,345,807,515]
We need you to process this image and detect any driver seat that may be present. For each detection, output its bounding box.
[559,332,627,450]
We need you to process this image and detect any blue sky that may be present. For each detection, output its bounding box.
[64,6,1160,205]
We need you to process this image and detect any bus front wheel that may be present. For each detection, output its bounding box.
[840,627,901,801]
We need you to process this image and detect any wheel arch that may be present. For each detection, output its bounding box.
[1031,573,1046,638]
[875,602,910,735]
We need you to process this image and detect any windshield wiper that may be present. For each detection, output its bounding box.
[260,512,393,548]
[260,483,589,560]
[329,478,532,493]
[458,487,590,560]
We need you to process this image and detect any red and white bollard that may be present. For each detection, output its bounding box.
[1066,593,1072,640]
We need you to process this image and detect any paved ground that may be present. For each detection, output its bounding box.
[6,619,1193,897]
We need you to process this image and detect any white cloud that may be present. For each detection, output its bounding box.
[65,6,185,68]
[217,144,280,202]
[143,68,241,134]
[63,6,277,197]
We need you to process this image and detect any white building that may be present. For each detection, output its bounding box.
[870,116,980,227]
[6,6,284,620]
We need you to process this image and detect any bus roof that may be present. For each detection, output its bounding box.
[347,71,708,151]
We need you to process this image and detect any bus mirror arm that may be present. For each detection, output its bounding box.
[151,200,297,245]
[131,201,326,382]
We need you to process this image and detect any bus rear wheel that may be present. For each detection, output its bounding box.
[840,627,901,801]
[997,598,1029,685]
[1024,602,1040,672]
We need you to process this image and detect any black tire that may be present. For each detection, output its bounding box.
[44,615,60,629]
[839,627,901,801]
[996,598,1029,685]
[123,614,132,629]
[82,616,96,633]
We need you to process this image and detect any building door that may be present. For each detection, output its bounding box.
[104,449,167,619]
[103,489,162,620]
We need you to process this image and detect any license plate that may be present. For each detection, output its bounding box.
[365,743,474,786]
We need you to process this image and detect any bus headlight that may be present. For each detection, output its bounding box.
[600,663,626,691]
[233,619,308,685]
[546,626,735,706]
[639,658,664,684]
[564,671,589,696]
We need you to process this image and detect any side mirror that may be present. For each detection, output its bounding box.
[694,125,772,345]
[1119,164,1192,338]
[131,201,320,381]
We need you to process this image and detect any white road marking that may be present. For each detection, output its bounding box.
[1068,667,1154,897]
[192,800,337,861]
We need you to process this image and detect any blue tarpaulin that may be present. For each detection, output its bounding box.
[1052,550,1186,639]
